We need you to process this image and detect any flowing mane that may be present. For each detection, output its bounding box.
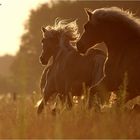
[43,18,80,44]
[92,7,140,36]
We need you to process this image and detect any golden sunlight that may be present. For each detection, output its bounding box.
[0,0,49,56]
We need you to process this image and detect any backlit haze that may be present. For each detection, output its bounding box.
[0,0,50,56]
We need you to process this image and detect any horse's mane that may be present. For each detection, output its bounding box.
[44,18,80,43]
[92,7,140,35]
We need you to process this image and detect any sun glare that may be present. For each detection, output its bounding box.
[0,0,49,56]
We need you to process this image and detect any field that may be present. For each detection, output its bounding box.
[0,91,140,139]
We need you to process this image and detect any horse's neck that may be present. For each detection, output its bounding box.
[53,42,71,63]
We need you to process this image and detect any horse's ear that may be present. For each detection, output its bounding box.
[41,27,46,33]
[84,8,92,19]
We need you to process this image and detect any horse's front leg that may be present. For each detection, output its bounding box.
[37,85,55,115]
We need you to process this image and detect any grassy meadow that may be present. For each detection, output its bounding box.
[0,91,140,139]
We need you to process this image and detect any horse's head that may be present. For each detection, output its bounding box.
[40,19,80,65]
[77,8,105,53]
[77,7,137,53]
[40,27,60,65]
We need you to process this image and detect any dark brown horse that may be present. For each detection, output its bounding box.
[37,19,107,114]
[77,7,140,108]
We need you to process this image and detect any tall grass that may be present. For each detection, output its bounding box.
[0,89,139,139]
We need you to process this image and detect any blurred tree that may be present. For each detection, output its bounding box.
[0,75,14,93]
[11,0,140,93]
[0,55,14,77]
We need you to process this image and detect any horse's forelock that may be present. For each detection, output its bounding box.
[42,19,80,42]
[43,26,57,38]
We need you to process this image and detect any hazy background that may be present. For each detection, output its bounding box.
[1,0,140,94]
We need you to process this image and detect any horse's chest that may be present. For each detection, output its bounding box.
[105,57,124,80]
